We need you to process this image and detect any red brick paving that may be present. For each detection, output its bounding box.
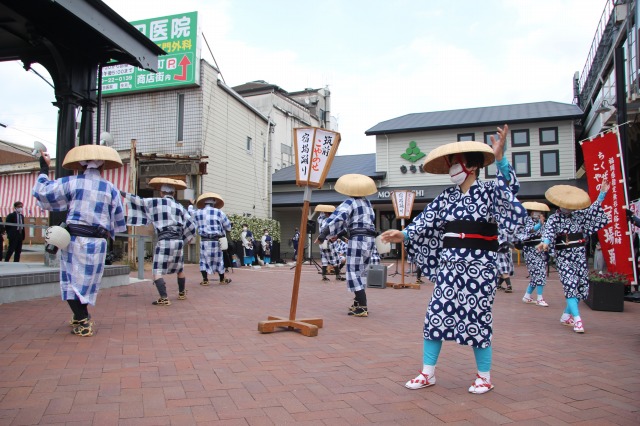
[0,262,639,425]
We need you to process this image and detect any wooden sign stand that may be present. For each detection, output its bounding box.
[387,191,420,290]
[258,128,340,337]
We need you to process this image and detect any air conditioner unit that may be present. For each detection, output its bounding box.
[615,4,627,23]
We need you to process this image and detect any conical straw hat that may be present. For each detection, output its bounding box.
[314,204,336,213]
[423,141,495,174]
[545,185,591,210]
[62,145,123,170]
[196,192,224,209]
[522,201,550,212]
[149,177,187,190]
[334,174,377,197]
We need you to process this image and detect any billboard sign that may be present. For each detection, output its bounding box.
[101,11,199,95]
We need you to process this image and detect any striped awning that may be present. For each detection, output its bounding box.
[0,164,130,218]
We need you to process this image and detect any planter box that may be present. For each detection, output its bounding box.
[585,280,625,312]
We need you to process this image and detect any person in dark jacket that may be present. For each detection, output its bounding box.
[4,201,25,262]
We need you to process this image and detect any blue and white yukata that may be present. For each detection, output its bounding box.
[317,213,338,270]
[516,216,549,292]
[188,205,231,276]
[332,238,348,266]
[405,166,526,348]
[32,169,126,305]
[496,227,515,277]
[319,198,380,292]
[241,229,255,265]
[542,203,608,301]
[292,230,300,260]
[124,194,196,276]
[261,234,272,264]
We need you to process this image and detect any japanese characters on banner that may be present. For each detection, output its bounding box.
[391,190,416,219]
[293,127,341,188]
[581,131,634,282]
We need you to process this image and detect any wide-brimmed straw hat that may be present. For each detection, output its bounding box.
[545,185,591,210]
[149,177,187,191]
[423,141,495,174]
[334,174,377,197]
[196,192,224,209]
[314,204,336,213]
[62,145,123,170]
[522,201,550,212]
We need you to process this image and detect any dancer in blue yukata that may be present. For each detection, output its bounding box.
[317,174,380,317]
[536,182,609,333]
[382,125,526,394]
[315,205,339,281]
[496,227,516,293]
[517,202,551,306]
[188,192,232,286]
[122,178,196,305]
[33,145,126,337]
[261,229,272,264]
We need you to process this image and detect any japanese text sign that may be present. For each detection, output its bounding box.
[391,190,416,219]
[293,127,341,188]
[102,11,199,95]
[581,131,634,282]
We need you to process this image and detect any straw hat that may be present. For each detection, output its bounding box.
[196,192,224,209]
[315,204,336,213]
[334,174,377,197]
[545,185,591,210]
[149,177,187,190]
[423,141,495,174]
[522,201,550,212]
[62,145,123,170]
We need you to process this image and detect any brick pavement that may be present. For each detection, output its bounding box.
[0,261,639,425]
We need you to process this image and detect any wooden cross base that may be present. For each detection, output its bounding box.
[387,282,421,290]
[258,316,324,337]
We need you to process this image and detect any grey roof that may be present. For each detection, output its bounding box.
[365,101,584,135]
[272,153,386,184]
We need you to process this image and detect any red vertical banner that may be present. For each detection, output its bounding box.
[581,131,634,282]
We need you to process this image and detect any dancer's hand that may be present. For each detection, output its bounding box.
[380,229,404,243]
[536,242,549,252]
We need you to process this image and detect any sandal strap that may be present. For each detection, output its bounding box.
[473,374,492,388]
[409,371,431,385]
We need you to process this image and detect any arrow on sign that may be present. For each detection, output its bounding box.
[174,56,191,81]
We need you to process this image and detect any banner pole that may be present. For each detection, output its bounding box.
[616,129,639,291]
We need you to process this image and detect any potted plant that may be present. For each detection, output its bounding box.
[585,271,628,312]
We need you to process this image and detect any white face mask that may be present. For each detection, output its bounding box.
[243,227,248,231]
[559,207,573,215]
[16,207,23,214]
[449,163,467,185]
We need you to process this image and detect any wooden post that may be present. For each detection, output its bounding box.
[258,187,323,336]
[128,139,137,266]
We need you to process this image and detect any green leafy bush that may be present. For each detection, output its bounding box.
[227,214,281,242]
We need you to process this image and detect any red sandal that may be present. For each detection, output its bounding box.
[405,371,436,390]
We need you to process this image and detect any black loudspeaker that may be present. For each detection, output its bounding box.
[307,219,317,234]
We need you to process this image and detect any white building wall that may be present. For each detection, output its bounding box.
[376,121,577,188]
[200,63,270,219]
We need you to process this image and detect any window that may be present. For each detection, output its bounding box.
[540,150,560,176]
[511,129,529,147]
[539,127,558,145]
[457,133,475,141]
[484,131,496,147]
[512,152,531,177]
[263,142,267,161]
[246,136,252,153]
[105,101,111,132]
[281,143,293,167]
[177,94,185,142]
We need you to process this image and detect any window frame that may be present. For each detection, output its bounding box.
[483,132,497,178]
[539,127,558,146]
[511,129,530,147]
[512,152,531,177]
[176,93,185,142]
[540,149,560,176]
[457,132,475,141]
[246,136,253,153]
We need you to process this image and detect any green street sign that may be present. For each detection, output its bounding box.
[101,11,199,95]
[401,141,425,163]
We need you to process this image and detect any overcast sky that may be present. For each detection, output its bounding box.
[0,0,609,157]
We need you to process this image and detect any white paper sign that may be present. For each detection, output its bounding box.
[391,190,416,218]
[294,128,314,185]
[308,129,340,188]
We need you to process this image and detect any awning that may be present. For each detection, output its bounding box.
[0,164,129,218]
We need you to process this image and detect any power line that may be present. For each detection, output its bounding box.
[202,32,225,84]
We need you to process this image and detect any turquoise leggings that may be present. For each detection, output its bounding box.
[423,339,492,372]
[564,297,580,317]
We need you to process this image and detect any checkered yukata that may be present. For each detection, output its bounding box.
[32,169,126,305]
[188,204,231,275]
[319,198,380,292]
[317,213,338,268]
[124,194,196,276]
[496,227,515,276]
